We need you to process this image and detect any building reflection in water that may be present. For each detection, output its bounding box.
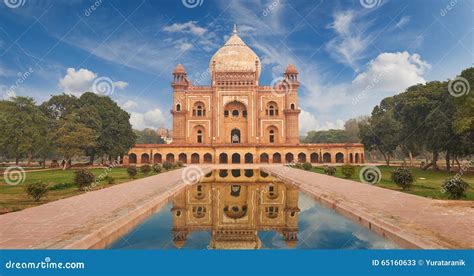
[171,170,300,249]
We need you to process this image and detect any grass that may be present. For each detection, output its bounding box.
[310,165,474,200]
[0,167,168,214]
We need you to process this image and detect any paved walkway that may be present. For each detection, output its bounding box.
[264,166,474,249]
[0,168,208,249]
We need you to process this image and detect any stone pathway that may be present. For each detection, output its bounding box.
[263,166,474,249]
[0,168,208,249]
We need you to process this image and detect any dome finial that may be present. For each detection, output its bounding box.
[233,24,237,35]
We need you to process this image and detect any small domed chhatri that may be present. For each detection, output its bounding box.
[125,24,365,167]
[210,24,261,79]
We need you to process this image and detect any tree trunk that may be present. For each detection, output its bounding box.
[27,151,32,166]
[408,151,414,167]
[445,151,451,172]
[455,157,461,172]
[15,156,19,165]
[89,154,95,165]
[432,151,439,171]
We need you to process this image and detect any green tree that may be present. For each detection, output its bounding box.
[55,114,97,170]
[0,97,48,164]
[134,128,165,144]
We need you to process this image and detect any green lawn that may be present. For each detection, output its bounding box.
[310,166,474,200]
[0,167,165,214]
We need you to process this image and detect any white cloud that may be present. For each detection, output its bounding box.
[352,51,430,93]
[299,109,345,134]
[176,42,193,52]
[129,108,167,130]
[113,80,128,89]
[58,68,97,95]
[326,10,371,70]
[163,21,207,36]
[395,16,410,29]
[58,68,128,95]
[123,100,138,110]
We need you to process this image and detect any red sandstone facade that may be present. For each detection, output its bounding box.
[124,26,364,165]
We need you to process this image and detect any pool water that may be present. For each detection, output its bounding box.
[108,170,398,249]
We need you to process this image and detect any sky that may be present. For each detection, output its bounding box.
[0,0,472,134]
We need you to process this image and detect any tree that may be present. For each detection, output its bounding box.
[134,128,165,144]
[359,101,401,166]
[78,93,136,164]
[0,97,48,164]
[55,114,97,170]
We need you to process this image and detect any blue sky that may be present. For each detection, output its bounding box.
[0,0,472,134]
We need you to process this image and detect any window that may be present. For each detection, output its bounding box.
[224,110,229,117]
[266,102,278,116]
[242,110,247,117]
[176,210,181,217]
[176,104,181,111]
[197,130,203,143]
[193,103,205,117]
[269,129,275,143]
[290,103,295,110]
[232,110,239,117]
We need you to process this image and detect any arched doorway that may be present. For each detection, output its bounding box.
[166,153,175,163]
[336,152,344,163]
[285,153,294,163]
[232,153,241,164]
[231,128,241,144]
[355,153,360,163]
[153,153,162,163]
[350,153,354,163]
[204,153,212,164]
[141,153,150,164]
[219,153,228,164]
[191,153,200,164]
[260,153,269,163]
[273,153,281,163]
[298,153,306,163]
[323,153,331,163]
[310,153,318,163]
[129,153,137,164]
[244,153,253,164]
[178,153,187,163]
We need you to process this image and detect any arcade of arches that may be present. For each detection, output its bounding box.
[125,144,365,165]
[124,26,364,166]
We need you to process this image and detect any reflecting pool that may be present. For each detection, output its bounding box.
[109,170,398,249]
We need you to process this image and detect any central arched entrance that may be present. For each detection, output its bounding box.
[231,128,241,144]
